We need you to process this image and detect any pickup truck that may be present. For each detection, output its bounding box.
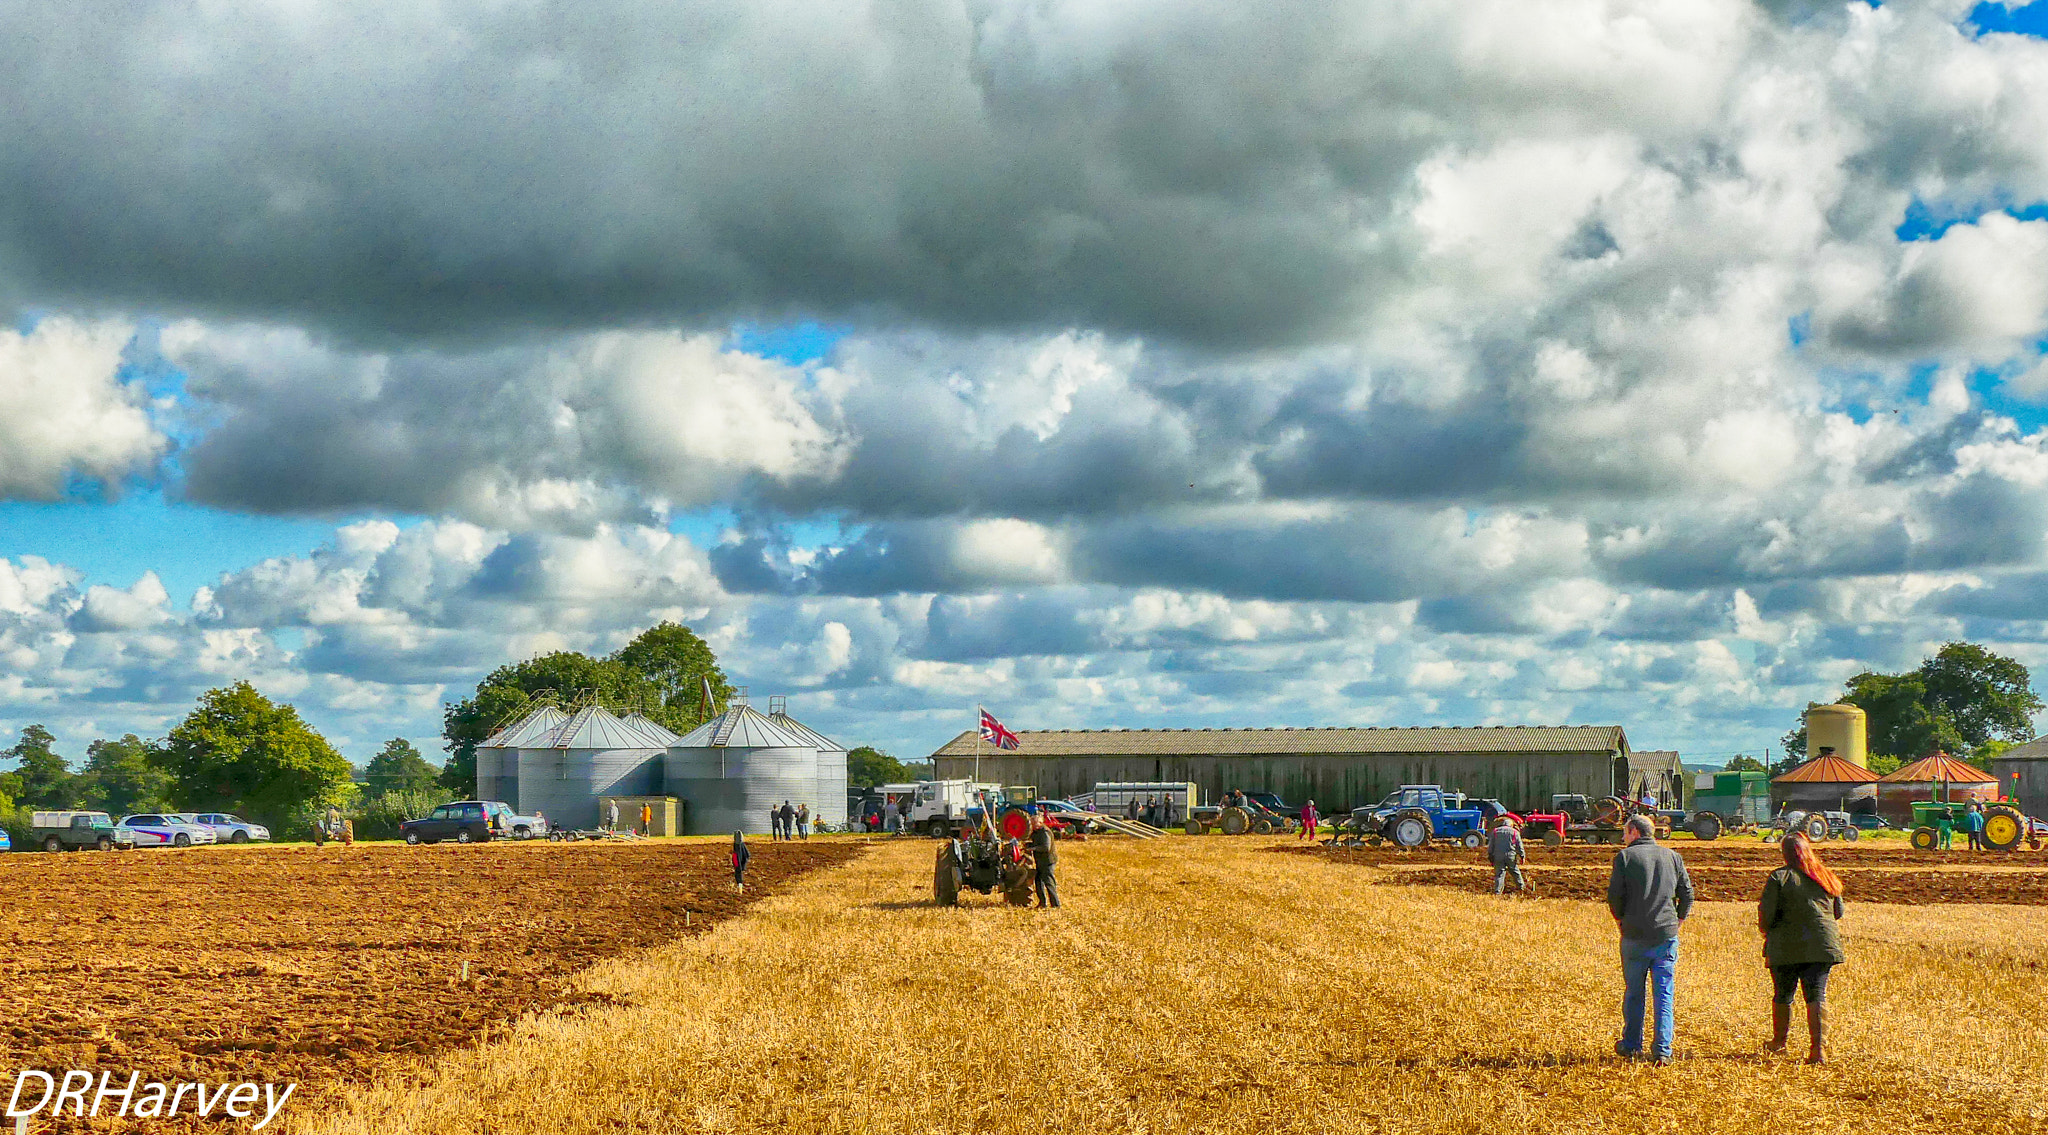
[30,811,137,853]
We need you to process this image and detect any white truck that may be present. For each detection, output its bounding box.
[878,779,1006,838]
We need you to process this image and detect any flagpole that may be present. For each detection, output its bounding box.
[974,704,982,786]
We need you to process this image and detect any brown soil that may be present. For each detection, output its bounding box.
[0,839,860,1131]
[1275,840,2048,868]
[1374,864,2048,905]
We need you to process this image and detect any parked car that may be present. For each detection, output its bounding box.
[400,800,545,844]
[186,812,271,843]
[1851,813,1891,831]
[118,813,219,847]
[30,811,135,852]
[1243,791,1300,820]
[0,826,8,852]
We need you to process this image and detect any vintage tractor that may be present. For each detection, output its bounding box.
[1185,800,1296,836]
[933,827,1035,906]
[1906,797,2037,852]
[1346,785,1491,849]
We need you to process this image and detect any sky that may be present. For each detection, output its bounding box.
[5,0,2048,772]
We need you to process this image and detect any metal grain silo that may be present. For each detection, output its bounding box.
[514,706,665,830]
[665,700,818,834]
[770,697,848,829]
[1804,703,1869,769]
[476,705,568,809]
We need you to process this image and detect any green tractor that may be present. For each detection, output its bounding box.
[1906,795,2036,853]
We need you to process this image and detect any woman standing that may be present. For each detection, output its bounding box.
[1758,831,1845,1063]
[1299,799,1319,841]
[731,831,751,891]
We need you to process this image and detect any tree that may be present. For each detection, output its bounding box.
[153,682,355,827]
[610,621,733,734]
[848,746,910,788]
[440,623,734,795]
[1920,642,2042,752]
[4,725,76,808]
[1722,755,1766,773]
[364,739,439,799]
[75,734,175,815]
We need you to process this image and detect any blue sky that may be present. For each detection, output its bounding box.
[5,0,2048,776]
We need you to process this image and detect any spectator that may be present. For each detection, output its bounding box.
[608,799,619,832]
[1964,803,1985,852]
[1162,794,1178,828]
[884,798,899,835]
[731,831,750,891]
[1029,814,1061,909]
[1937,808,1955,850]
[1125,796,1140,823]
[1606,814,1694,1064]
[1300,799,1320,841]
[768,805,781,840]
[1489,815,1528,897]
[1759,830,1844,1063]
[796,803,810,840]
[640,802,652,836]
[778,800,797,843]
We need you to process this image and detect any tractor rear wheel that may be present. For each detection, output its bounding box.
[1389,809,1433,849]
[1804,815,1829,842]
[1910,826,1938,851]
[1542,828,1563,847]
[934,845,962,906]
[1983,806,2025,852]
[1691,813,1722,842]
[1218,806,1251,836]
[1183,819,1206,836]
[1594,797,1628,826]
[1252,818,1275,835]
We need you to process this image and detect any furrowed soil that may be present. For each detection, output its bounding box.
[1283,841,2048,904]
[304,836,2048,1135]
[0,839,858,1132]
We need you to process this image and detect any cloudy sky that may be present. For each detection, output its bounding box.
[5,0,2048,770]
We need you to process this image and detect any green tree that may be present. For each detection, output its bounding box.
[1722,755,1766,773]
[4,725,76,808]
[154,682,355,828]
[1919,642,2042,753]
[848,746,910,788]
[610,621,733,734]
[364,738,440,799]
[75,734,175,815]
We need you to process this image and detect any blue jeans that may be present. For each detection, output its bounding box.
[1619,937,1678,1060]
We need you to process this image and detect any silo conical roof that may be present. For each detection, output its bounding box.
[769,710,844,752]
[1880,754,1997,784]
[1772,754,1880,784]
[620,711,684,747]
[674,703,815,749]
[542,705,660,750]
[482,704,570,749]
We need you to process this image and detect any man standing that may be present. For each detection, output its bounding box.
[608,799,620,833]
[796,803,810,840]
[1029,814,1061,909]
[1606,814,1693,1064]
[883,798,899,835]
[768,805,781,840]
[1964,804,1985,851]
[779,800,797,844]
[640,801,653,837]
[1300,799,1319,841]
[1489,816,1528,896]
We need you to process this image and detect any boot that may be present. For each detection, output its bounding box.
[1805,1002,1826,1064]
[1765,1002,1790,1055]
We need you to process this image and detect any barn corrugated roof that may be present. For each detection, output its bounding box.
[1880,754,1997,784]
[1988,737,2048,763]
[1773,755,1880,784]
[674,703,815,749]
[540,706,662,751]
[481,705,569,750]
[930,724,1627,759]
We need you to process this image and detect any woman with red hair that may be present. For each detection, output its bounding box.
[1758,831,1846,1063]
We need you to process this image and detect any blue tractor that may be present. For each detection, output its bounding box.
[1359,785,1492,849]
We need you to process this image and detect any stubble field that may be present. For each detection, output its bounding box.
[0,840,859,1132]
[300,835,2047,1135]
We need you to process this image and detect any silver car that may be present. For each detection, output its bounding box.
[117,813,219,848]
[184,812,271,844]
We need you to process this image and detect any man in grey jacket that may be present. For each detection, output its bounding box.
[1606,814,1693,1064]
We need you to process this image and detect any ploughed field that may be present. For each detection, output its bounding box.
[0,840,859,1131]
[1281,840,2048,904]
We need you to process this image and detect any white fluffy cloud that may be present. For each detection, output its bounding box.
[0,319,164,499]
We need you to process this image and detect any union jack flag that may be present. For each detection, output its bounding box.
[979,707,1020,750]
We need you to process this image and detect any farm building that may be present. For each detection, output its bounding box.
[1876,753,2000,826]
[475,695,846,834]
[930,725,1630,814]
[1770,753,1878,815]
[1990,740,2048,821]
[1627,750,1686,807]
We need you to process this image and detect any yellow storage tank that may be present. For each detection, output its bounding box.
[1805,703,1869,768]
